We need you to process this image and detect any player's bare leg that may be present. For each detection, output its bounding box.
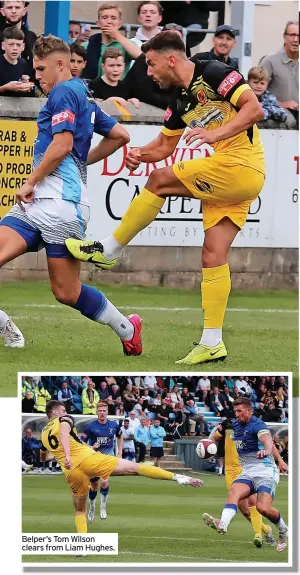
[47,257,142,355]
[203,482,250,534]
[256,491,288,552]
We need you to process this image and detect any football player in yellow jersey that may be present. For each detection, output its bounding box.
[211,418,288,547]
[41,400,202,533]
[66,30,266,365]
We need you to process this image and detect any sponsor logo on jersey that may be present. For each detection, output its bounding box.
[164,107,172,121]
[52,110,75,126]
[196,89,207,105]
[217,71,242,97]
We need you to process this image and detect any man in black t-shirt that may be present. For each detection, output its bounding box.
[0,1,37,72]
[90,47,139,109]
[0,26,34,96]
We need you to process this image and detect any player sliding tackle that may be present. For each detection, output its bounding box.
[66,30,265,365]
[41,401,202,534]
[0,35,142,356]
[203,397,288,553]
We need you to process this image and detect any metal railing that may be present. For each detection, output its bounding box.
[70,21,239,47]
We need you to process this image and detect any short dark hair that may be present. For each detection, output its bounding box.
[33,34,70,59]
[102,47,124,63]
[141,30,185,54]
[137,1,162,16]
[69,20,81,30]
[70,43,87,61]
[46,400,65,418]
[3,26,24,42]
[233,397,252,408]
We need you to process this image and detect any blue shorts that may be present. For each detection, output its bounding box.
[0,198,90,258]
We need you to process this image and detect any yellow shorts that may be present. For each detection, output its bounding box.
[225,467,242,490]
[173,154,265,231]
[65,453,119,497]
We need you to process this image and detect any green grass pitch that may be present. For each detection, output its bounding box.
[1,282,298,395]
[22,473,288,564]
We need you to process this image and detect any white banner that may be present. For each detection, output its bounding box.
[87,126,299,248]
[22,533,118,555]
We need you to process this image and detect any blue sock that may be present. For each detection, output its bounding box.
[73,284,107,320]
[89,488,98,501]
[100,486,109,496]
[73,284,133,339]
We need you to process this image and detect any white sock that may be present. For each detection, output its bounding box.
[100,493,108,506]
[218,467,223,474]
[200,328,222,347]
[101,236,123,260]
[96,300,134,341]
[220,506,237,527]
[275,516,288,532]
[0,310,9,329]
[90,499,96,510]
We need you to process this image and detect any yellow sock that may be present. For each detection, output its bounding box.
[113,188,165,245]
[261,522,269,535]
[201,264,231,328]
[75,513,87,533]
[138,464,174,481]
[249,506,263,537]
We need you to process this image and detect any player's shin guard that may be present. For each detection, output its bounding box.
[113,188,165,246]
[138,464,174,481]
[249,506,263,537]
[75,514,87,533]
[200,264,230,346]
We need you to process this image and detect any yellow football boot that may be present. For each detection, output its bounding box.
[65,239,118,269]
[175,341,227,365]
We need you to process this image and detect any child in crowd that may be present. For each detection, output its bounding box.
[0,26,34,96]
[70,43,87,78]
[247,66,287,122]
[89,48,140,108]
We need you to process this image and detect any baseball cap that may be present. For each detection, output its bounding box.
[215,25,236,38]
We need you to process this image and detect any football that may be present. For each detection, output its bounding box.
[196,439,218,459]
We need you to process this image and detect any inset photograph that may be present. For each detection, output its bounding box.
[22,373,291,566]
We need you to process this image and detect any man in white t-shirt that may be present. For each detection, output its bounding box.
[131,1,162,47]
[197,376,211,401]
[121,419,136,460]
[128,411,141,433]
[235,376,249,395]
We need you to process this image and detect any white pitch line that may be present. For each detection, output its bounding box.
[121,535,250,544]
[10,304,298,313]
[118,551,239,562]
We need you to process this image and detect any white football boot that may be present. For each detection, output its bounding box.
[174,474,203,488]
[0,318,24,347]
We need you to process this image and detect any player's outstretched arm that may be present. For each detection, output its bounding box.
[59,422,72,469]
[87,123,130,166]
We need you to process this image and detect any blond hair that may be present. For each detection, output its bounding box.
[98,3,122,19]
[33,35,70,59]
[248,66,270,83]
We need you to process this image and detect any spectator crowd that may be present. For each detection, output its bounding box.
[0,1,298,126]
[22,374,289,427]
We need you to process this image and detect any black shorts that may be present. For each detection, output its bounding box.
[150,446,164,459]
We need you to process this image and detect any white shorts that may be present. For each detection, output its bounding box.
[1,198,90,258]
[233,465,279,498]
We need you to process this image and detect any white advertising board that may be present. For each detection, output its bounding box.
[86,126,299,248]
